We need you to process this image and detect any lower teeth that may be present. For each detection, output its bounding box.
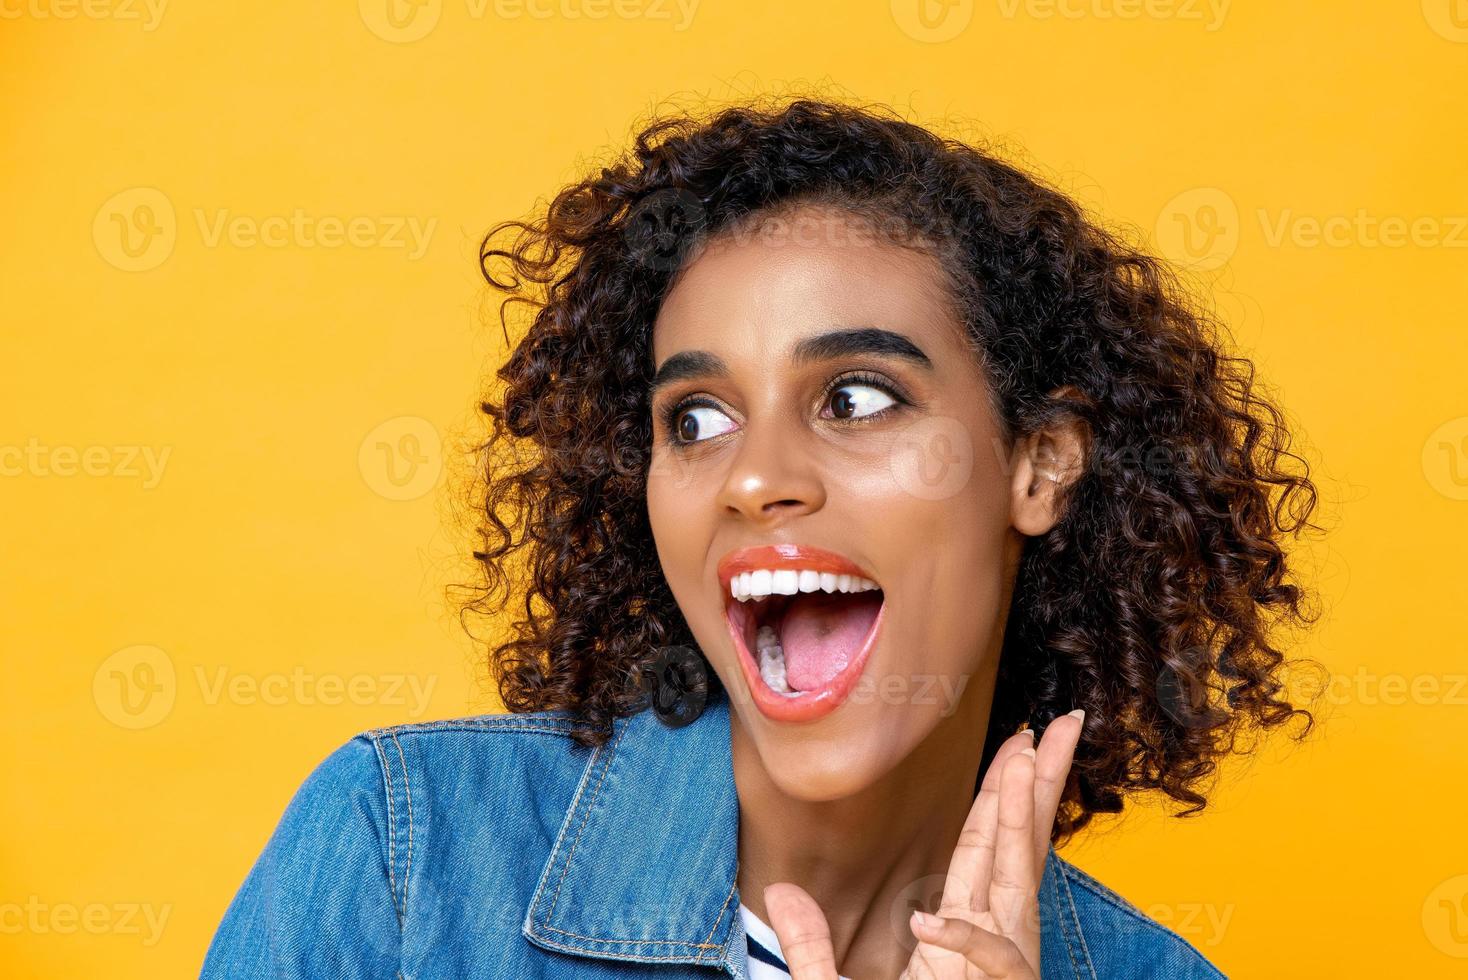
[755,625,802,698]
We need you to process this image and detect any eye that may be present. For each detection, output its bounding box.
[672,403,738,444]
[822,381,898,421]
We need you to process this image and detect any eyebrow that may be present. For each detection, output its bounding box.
[650,327,932,395]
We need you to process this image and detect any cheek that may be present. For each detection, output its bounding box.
[863,459,1014,670]
[647,469,700,578]
[646,462,723,637]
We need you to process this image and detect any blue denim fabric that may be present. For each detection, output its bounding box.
[201,689,1226,978]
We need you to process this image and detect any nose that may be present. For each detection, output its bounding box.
[715,417,826,526]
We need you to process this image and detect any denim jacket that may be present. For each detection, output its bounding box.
[201,689,1226,978]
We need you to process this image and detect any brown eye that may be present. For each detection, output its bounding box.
[823,382,897,420]
[673,405,737,443]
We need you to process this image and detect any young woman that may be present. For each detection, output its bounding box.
[201,99,1317,979]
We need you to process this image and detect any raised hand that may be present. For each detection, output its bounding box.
[765,709,1085,979]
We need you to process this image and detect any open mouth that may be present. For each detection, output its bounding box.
[718,545,886,723]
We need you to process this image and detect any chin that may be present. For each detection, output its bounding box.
[737,706,920,803]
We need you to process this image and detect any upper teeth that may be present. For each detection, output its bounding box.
[730,569,880,602]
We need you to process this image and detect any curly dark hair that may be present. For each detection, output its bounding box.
[463,97,1322,844]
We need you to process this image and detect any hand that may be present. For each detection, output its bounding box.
[763,709,1085,979]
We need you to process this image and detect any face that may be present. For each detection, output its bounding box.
[645,206,1067,802]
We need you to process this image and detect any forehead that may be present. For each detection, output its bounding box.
[651,210,966,364]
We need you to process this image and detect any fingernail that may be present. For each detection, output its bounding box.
[1019,745,1037,759]
[911,910,938,929]
[1066,708,1085,724]
[1022,728,1037,740]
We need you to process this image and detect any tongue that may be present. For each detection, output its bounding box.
[777,590,882,692]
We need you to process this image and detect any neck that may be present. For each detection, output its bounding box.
[732,685,993,979]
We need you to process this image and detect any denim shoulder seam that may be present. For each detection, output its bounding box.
[388,732,414,919]
[361,711,580,739]
[367,733,408,921]
[1059,860,1225,977]
[1047,853,1097,979]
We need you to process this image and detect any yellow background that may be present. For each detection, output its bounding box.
[3,1,1466,976]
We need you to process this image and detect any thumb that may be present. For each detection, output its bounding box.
[764,883,840,980]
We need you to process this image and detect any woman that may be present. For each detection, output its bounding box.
[201,99,1317,978]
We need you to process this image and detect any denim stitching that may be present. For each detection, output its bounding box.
[526,725,606,922]
[522,711,741,956]
[364,714,578,737]
[532,715,734,953]
[1043,860,1084,979]
[696,877,738,965]
[535,923,722,949]
[529,930,723,961]
[390,732,413,920]
[1060,862,1222,976]
[371,735,403,920]
[544,719,630,919]
[1055,860,1098,978]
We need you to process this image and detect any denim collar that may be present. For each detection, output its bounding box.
[521,689,1095,978]
[523,688,745,971]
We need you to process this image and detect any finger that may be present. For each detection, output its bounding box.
[988,748,1039,935]
[942,786,998,913]
[764,883,839,980]
[1031,709,1085,865]
[910,912,1036,979]
[946,729,1036,913]
[980,729,1037,795]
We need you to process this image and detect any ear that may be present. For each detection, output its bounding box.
[1008,398,1089,537]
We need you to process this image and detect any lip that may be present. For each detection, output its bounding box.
[716,544,886,723]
